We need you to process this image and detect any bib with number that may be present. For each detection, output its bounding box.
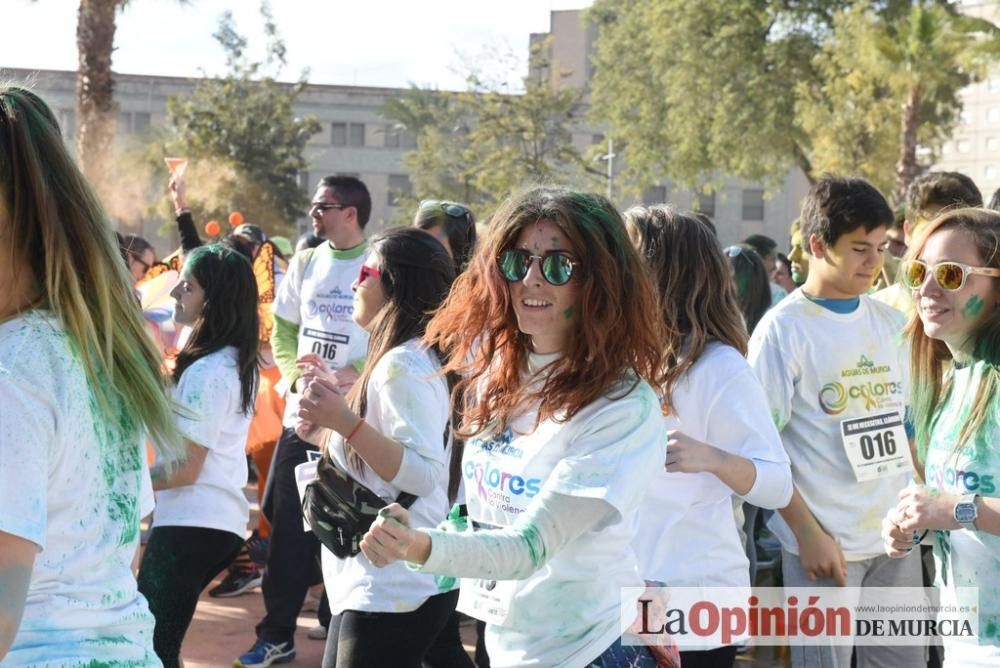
[839,410,913,482]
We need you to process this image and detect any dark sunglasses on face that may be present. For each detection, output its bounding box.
[902,259,1000,292]
[357,264,381,285]
[497,248,577,286]
[420,199,471,220]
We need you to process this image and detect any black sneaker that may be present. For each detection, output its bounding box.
[209,564,263,598]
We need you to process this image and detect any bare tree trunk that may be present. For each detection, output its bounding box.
[76,0,119,197]
[894,84,923,205]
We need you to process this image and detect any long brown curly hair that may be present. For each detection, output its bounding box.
[624,205,749,415]
[424,187,667,437]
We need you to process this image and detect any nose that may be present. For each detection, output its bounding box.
[351,278,359,293]
[916,268,941,298]
[169,285,180,300]
[521,255,544,286]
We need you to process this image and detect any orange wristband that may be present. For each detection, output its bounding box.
[345,417,365,443]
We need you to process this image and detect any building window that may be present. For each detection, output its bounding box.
[989,108,1000,123]
[990,78,1000,92]
[58,109,75,139]
[384,125,400,148]
[986,166,998,179]
[642,185,667,205]
[400,130,418,149]
[695,190,715,217]
[958,139,972,153]
[988,137,999,152]
[297,170,311,193]
[742,189,764,221]
[387,174,412,206]
[331,122,347,146]
[349,123,365,147]
[960,110,973,125]
[133,112,151,133]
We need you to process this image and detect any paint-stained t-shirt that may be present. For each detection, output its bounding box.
[0,311,160,666]
[430,352,665,667]
[748,291,913,560]
[925,359,1000,666]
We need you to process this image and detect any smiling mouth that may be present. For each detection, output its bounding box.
[921,305,950,317]
[521,298,552,308]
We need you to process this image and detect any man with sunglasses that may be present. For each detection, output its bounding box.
[748,177,923,667]
[873,171,982,318]
[236,176,372,668]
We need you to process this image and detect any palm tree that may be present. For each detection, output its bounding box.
[878,1,1000,203]
[75,0,122,193]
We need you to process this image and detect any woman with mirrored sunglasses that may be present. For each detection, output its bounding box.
[359,187,678,667]
[881,208,1000,667]
[415,199,477,274]
[626,206,791,668]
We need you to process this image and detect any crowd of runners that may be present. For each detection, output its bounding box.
[1,83,998,668]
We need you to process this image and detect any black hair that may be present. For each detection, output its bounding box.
[121,233,154,262]
[319,175,372,228]
[172,244,260,415]
[905,171,982,223]
[989,187,1000,213]
[413,200,478,273]
[800,176,893,249]
[726,244,771,334]
[296,233,325,252]
[344,228,462,500]
[743,233,777,259]
[776,252,792,273]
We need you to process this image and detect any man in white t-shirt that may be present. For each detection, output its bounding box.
[236,176,371,668]
[748,176,922,667]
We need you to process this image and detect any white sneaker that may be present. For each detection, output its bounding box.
[306,625,328,640]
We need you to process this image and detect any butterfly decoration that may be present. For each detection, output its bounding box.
[136,252,182,287]
[254,240,288,345]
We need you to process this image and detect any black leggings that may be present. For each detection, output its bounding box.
[322,590,462,668]
[137,525,244,667]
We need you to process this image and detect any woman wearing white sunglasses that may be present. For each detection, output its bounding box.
[882,208,1000,667]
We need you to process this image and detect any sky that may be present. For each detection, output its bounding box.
[1,0,592,91]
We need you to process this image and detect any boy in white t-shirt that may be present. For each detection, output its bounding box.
[748,176,923,667]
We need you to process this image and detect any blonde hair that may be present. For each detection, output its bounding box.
[0,84,181,457]
[906,207,1000,471]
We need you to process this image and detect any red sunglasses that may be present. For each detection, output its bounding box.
[357,264,381,284]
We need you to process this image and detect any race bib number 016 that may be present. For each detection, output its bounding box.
[839,411,913,483]
[299,328,349,364]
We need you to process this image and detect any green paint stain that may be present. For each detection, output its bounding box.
[563,306,575,320]
[962,295,985,319]
[517,521,547,568]
[986,621,998,638]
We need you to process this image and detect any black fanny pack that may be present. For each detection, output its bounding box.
[302,452,416,559]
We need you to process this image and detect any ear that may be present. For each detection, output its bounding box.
[903,220,912,241]
[807,233,826,259]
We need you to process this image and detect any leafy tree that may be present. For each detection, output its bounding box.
[587,0,825,195]
[587,0,1000,201]
[156,3,321,235]
[383,45,604,222]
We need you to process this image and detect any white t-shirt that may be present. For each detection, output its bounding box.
[748,290,912,559]
[321,339,453,614]
[273,244,369,425]
[453,353,665,668]
[153,347,252,538]
[0,311,160,666]
[924,360,1000,666]
[634,342,792,590]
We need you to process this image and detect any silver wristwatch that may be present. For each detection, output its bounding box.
[954,493,980,530]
